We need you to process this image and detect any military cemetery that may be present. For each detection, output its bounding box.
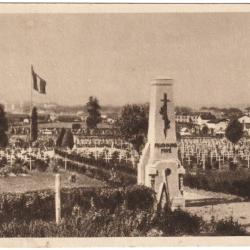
[1,6,250,240]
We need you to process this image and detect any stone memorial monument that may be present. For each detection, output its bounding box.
[138,79,185,210]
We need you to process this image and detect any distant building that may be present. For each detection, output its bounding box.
[7,113,29,124]
[175,113,199,124]
[206,119,229,136]
[196,113,217,126]
[180,127,191,136]
[244,109,250,117]
[238,115,250,135]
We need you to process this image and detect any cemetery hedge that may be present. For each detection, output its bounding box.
[184,169,250,198]
[0,185,155,223]
[54,150,137,187]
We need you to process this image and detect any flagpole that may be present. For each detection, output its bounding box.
[30,65,33,171]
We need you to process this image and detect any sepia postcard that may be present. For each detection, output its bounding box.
[1,3,250,247]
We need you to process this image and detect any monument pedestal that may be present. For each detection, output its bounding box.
[138,79,185,210]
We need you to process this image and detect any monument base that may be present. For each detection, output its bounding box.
[171,196,185,210]
[144,159,185,210]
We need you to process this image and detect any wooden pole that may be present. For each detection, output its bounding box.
[64,157,67,171]
[55,174,61,224]
[29,147,32,171]
[30,65,33,172]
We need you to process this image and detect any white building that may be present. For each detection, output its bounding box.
[175,113,200,124]
[238,115,250,135]
[206,119,228,135]
[196,113,216,127]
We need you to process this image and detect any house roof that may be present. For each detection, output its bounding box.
[199,113,216,120]
[207,118,228,124]
[239,115,250,123]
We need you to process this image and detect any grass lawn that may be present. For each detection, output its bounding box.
[0,170,105,193]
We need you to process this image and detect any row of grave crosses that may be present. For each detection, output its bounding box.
[0,148,50,168]
[75,138,133,150]
[180,151,250,170]
[179,138,250,155]
[72,147,138,168]
[178,138,250,170]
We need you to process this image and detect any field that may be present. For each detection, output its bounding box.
[0,170,105,193]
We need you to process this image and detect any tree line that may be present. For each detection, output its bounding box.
[0,98,246,152]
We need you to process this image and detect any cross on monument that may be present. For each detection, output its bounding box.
[159,93,171,138]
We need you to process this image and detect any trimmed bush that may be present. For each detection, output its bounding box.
[213,217,247,236]
[34,159,48,172]
[152,209,204,236]
[0,185,155,223]
[125,185,156,210]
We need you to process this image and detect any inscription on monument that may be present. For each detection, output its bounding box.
[155,143,177,154]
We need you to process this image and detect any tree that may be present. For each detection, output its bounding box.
[223,108,243,119]
[225,118,244,144]
[0,104,8,148]
[86,96,102,129]
[56,128,66,147]
[118,104,149,153]
[31,107,38,142]
[201,125,209,136]
[175,106,192,114]
[61,129,74,149]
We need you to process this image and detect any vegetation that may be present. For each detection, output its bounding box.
[0,202,245,237]
[54,149,136,186]
[34,159,49,172]
[0,185,155,223]
[118,104,149,153]
[0,104,8,148]
[223,108,243,119]
[0,161,28,177]
[175,106,192,114]
[56,128,66,147]
[201,125,209,136]
[184,169,250,198]
[31,107,38,142]
[61,129,74,149]
[86,96,102,129]
[213,217,247,236]
[225,118,244,144]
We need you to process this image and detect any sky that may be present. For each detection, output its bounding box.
[0,12,250,108]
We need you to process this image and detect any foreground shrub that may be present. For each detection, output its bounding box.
[152,209,204,236]
[213,217,247,236]
[125,185,155,210]
[0,208,203,237]
[0,185,155,223]
[0,205,246,237]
